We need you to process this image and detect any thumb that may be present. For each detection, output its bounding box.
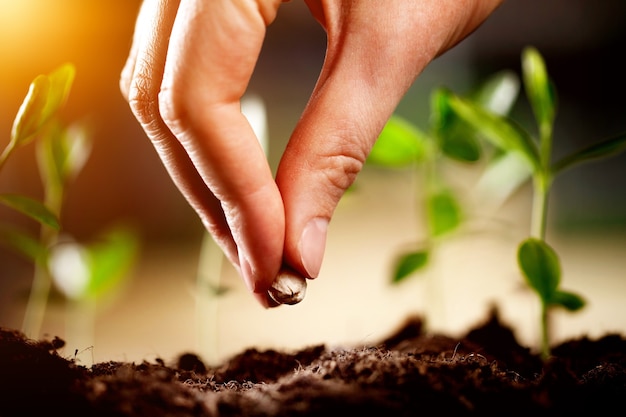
[276,26,423,280]
[277,0,502,280]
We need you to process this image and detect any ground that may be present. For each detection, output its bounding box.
[1,308,625,416]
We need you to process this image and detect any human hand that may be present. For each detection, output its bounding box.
[120,0,502,307]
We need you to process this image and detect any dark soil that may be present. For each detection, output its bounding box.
[1,307,625,416]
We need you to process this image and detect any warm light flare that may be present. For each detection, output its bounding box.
[0,0,51,39]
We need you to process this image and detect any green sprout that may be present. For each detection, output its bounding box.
[367,69,521,283]
[1,64,139,341]
[439,46,626,358]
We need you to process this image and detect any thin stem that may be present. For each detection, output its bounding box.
[196,231,224,365]
[0,143,15,173]
[533,121,554,357]
[21,226,56,337]
[21,179,64,337]
[530,174,549,240]
[540,303,550,359]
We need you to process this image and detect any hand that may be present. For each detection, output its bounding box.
[119,0,502,307]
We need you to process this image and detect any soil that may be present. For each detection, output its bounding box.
[1,307,625,416]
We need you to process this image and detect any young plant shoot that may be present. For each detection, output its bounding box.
[367,69,521,283]
[439,46,626,358]
[1,64,139,340]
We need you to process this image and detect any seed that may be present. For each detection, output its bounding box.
[268,269,307,305]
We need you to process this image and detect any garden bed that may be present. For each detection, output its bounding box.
[1,307,625,416]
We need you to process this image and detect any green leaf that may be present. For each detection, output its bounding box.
[522,47,556,134]
[440,132,481,162]
[0,193,60,230]
[550,290,585,311]
[84,226,139,299]
[0,224,47,262]
[10,75,51,146]
[427,188,462,238]
[432,74,520,163]
[442,90,540,171]
[10,64,75,147]
[41,63,75,125]
[392,250,429,283]
[552,132,626,174]
[368,115,427,167]
[517,238,561,303]
[431,88,481,162]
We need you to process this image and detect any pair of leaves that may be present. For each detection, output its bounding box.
[0,64,80,259]
[9,63,75,148]
[517,238,584,311]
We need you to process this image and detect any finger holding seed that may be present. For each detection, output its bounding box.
[268,268,307,305]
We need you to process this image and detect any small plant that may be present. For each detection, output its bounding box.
[365,68,530,334]
[438,46,626,358]
[0,64,139,341]
[366,70,522,298]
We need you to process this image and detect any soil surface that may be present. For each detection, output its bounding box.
[1,308,625,416]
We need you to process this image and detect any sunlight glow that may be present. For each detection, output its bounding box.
[0,1,45,38]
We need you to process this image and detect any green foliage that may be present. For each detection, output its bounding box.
[427,189,462,238]
[552,132,626,174]
[368,115,427,166]
[442,90,540,171]
[368,69,520,283]
[83,226,139,299]
[392,251,429,284]
[0,224,47,262]
[1,64,139,337]
[441,46,626,358]
[517,238,561,304]
[2,64,75,167]
[0,193,60,230]
[371,45,625,358]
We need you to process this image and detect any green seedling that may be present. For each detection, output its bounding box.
[1,64,139,341]
[439,46,626,358]
[367,69,521,283]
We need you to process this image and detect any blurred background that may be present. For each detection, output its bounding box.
[1,0,625,365]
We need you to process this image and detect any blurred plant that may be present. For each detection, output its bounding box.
[439,46,626,358]
[0,64,139,341]
[367,69,522,283]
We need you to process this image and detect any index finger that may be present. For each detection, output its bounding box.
[158,0,286,293]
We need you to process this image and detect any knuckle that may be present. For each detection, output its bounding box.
[126,73,159,127]
[322,151,365,194]
[319,127,369,195]
[157,82,194,135]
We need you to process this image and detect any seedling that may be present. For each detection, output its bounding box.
[367,69,521,283]
[439,46,626,358]
[1,64,138,341]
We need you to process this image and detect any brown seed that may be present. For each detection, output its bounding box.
[268,269,307,305]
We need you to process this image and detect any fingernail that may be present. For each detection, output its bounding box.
[298,218,328,278]
[240,256,256,292]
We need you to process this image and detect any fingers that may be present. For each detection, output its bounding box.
[120,0,286,300]
[278,0,503,278]
[158,0,285,294]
